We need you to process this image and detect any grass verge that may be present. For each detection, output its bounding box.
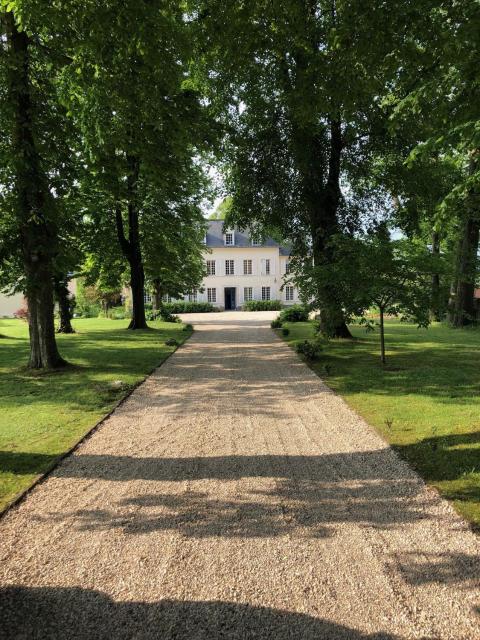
[279,319,480,530]
[0,317,192,513]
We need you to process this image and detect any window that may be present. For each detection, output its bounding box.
[225,259,235,275]
[144,291,152,303]
[244,287,253,302]
[285,261,291,274]
[251,238,262,246]
[261,286,271,301]
[285,286,294,302]
[189,291,198,303]
[261,258,271,275]
[243,259,252,275]
[206,260,216,276]
[224,232,234,246]
[207,288,216,303]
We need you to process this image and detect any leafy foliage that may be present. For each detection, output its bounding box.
[159,301,218,315]
[295,339,323,361]
[243,300,283,311]
[279,305,309,323]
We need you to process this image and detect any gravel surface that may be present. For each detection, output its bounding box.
[1,311,479,639]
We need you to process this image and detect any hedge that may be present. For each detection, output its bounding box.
[243,299,283,311]
[161,301,219,314]
[279,304,309,322]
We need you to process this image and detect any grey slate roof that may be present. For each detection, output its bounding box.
[206,220,291,255]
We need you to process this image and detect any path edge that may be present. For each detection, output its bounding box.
[0,329,193,521]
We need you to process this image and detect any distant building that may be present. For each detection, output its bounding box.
[0,292,25,318]
[170,220,299,310]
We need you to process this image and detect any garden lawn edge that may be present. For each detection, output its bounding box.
[0,330,193,520]
[272,325,480,537]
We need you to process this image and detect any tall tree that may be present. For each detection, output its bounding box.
[0,5,68,368]
[192,0,422,336]
[390,0,480,326]
[60,0,213,329]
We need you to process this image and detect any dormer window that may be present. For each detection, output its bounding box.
[224,231,234,246]
[251,238,261,246]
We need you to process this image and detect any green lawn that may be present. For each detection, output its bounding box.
[280,320,480,530]
[0,317,192,512]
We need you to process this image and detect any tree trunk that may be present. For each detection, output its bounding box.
[129,258,147,329]
[54,278,75,334]
[379,305,386,366]
[4,11,66,368]
[449,151,480,327]
[310,119,352,338]
[114,156,148,330]
[430,231,442,321]
[152,278,163,313]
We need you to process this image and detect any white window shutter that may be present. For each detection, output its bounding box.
[260,258,265,276]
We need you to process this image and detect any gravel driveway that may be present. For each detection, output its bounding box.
[1,312,479,639]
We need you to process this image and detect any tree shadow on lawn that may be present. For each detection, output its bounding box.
[394,432,480,524]
[317,345,480,403]
[0,451,59,477]
[0,586,403,640]
[396,432,480,481]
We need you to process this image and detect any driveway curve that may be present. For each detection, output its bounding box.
[1,311,479,639]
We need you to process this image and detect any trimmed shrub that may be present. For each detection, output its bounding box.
[162,301,218,314]
[282,327,290,336]
[243,299,282,311]
[160,310,181,323]
[295,339,322,361]
[271,317,282,329]
[279,304,309,323]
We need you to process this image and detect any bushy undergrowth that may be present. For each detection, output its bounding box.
[271,317,283,329]
[162,301,218,314]
[279,304,309,322]
[244,299,282,311]
[295,339,323,360]
[105,307,127,320]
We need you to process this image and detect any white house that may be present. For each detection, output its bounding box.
[0,291,25,318]
[178,220,300,310]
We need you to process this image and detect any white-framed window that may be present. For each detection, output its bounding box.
[261,258,271,276]
[207,288,216,303]
[162,294,172,303]
[203,233,207,244]
[243,259,252,275]
[225,259,235,275]
[206,260,216,276]
[144,291,152,303]
[251,238,262,246]
[285,261,291,274]
[188,291,198,303]
[244,287,253,302]
[261,286,271,301]
[285,285,294,301]
[224,231,234,246]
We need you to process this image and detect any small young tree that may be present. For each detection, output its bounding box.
[322,228,435,365]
